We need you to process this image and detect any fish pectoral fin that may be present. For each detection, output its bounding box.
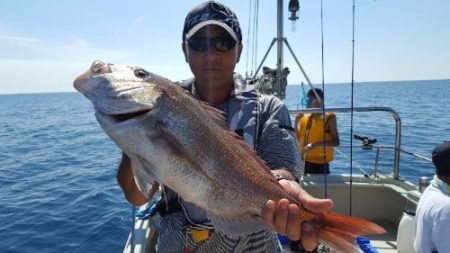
[209,213,269,237]
[146,121,185,157]
[128,154,160,197]
[147,121,214,182]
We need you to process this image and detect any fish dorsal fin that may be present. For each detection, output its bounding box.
[230,130,279,184]
[199,101,276,182]
[198,101,252,144]
[199,101,229,129]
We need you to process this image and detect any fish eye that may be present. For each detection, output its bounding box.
[134,69,150,78]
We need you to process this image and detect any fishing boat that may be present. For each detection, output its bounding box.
[123,1,431,252]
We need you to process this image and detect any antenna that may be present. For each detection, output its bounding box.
[288,0,300,21]
[252,0,314,99]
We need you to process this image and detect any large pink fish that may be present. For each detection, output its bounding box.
[74,60,385,252]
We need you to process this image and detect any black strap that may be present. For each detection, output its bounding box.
[156,196,183,216]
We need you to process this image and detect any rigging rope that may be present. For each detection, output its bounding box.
[320,0,328,198]
[252,0,260,76]
[245,0,252,77]
[245,0,260,79]
[130,205,135,253]
[349,0,357,216]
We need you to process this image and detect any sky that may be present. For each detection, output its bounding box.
[0,0,449,94]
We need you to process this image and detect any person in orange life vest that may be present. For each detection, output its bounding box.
[295,88,339,174]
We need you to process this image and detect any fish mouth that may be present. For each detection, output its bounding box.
[111,109,151,122]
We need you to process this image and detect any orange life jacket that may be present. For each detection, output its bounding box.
[296,113,334,163]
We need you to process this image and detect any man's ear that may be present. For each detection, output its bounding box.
[235,43,243,63]
[182,42,188,62]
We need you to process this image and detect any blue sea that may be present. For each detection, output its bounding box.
[1,79,449,252]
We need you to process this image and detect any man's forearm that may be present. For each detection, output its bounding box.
[116,153,150,206]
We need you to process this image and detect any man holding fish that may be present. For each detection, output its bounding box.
[73,1,385,252]
[117,1,331,252]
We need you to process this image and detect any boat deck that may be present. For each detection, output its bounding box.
[300,174,419,253]
[125,216,403,253]
[368,220,397,252]
[124,174,420,253]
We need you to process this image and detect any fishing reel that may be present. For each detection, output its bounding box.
[354,134,377,149]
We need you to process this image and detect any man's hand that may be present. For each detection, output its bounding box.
[117,153,153,206]
[304,143,313,152]
[262,179,333,251]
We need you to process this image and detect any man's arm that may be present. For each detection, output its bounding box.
[257,96,333,250]
[116,153,153,206]
[294,113,304,141]
[326,113,340,147]
[304,113,340,151]
[271,168,297,181]
[434,216,450,252]
[256,96,303,179]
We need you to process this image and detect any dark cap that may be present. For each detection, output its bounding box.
[432,141,450,176]
[182,1,242,42]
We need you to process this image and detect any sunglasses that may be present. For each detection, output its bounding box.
[186,36,237,52]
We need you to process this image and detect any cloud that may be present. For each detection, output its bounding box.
[0,58,192,94]
[0,35,45,59]
[0,33,128,62]
[0,34,134,94]
[0,59,88,94]
[0,35,41,44]
[133,15,146,27]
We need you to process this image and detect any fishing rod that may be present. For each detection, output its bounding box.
[319,0,328,198]
[349,0,356,216]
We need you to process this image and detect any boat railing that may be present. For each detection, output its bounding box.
[290,106,434,182]
[289,107,403,179]
[335,144,432,179]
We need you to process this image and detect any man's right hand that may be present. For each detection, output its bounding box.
[116,153,153,206]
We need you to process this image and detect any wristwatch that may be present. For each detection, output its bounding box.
[275,174,290,181]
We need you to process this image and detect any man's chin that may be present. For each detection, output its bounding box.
[203,75,226,84]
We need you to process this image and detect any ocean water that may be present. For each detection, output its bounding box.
[1,79,449,252]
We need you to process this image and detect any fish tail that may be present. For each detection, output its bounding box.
[313,211,386,252]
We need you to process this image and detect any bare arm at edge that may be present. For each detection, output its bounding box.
[116,153,155,206]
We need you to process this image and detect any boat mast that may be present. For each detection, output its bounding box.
[276,0,284,99]
[252,0,313,99]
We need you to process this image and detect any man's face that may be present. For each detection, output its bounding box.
[307,95,322,108]
[183,25,242,92]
